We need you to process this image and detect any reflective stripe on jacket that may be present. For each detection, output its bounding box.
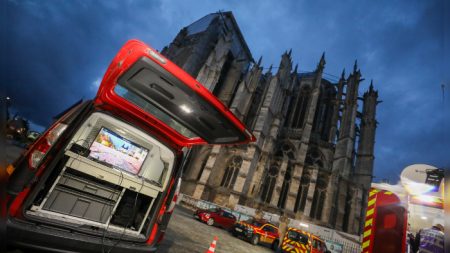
[418,228,444,253]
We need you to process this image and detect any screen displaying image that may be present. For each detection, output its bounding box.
[88,127,149,175]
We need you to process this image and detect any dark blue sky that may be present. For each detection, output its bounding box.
[4,0,450,182]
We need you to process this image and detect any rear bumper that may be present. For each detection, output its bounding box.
[6,218,158,253]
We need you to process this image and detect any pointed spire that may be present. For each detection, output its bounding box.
[341,68,346,80]
[294,64,298,73]
[369,79,374,91]
[317,52,326,71]
[268,64,273,73]
[288,48,292,57]
[353,59,358,73]
[257,56,263,66]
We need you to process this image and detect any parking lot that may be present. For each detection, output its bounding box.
[159,206,274,253]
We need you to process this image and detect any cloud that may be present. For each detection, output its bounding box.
[90,77,101,92]
[4,0,449,182]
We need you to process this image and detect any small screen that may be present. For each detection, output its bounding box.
[88,127,149,175]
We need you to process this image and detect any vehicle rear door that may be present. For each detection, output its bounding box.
[312,238,324,253]
[222,211,236,229]
[213,210,225,226]
[261,225,277,244]
[94,40,255,149]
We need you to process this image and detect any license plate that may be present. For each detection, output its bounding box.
[235,228,243,232]
[285,244,294,249]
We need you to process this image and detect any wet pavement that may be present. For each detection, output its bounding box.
[158,206,274,253]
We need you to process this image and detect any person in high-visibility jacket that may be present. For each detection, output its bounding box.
[415,224,444,253]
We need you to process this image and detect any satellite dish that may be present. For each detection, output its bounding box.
[400,164,443,196]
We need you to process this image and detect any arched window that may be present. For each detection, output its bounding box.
[310,174,328,220]
[196,159,208,181]
[294,169,311,212]
[312,83,336,141]
[342,187,355,232]
[305,147,326,171]
[281,142,296,160]
[260,164,279,203]
[277,161,293,208]
[291,86,311,128]
[220,156,243,188]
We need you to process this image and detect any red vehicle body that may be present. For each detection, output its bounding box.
[194,208,237,230]
[281,227,330,253]
[361,188,407,253]
[6,40,254,252]
[233,218,280,249]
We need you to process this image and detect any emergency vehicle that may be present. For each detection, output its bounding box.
[361,188,407,253]
[232,218,279,249]
[280,227,330,253]
[6,39,255,252]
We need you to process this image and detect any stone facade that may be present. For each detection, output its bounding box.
[161,12,379,236]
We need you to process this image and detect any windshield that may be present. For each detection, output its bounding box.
[207,208,220,213]
[287,230,309,244]
[245,218,263,227]
[114,84,197,139]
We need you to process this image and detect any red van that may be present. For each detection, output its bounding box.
[6,40,255,252]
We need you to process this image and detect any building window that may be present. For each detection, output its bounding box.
[291,86,310,128]
[342,187,354,232]
[220,156,243,188]
[277,162,293,208]
[260,164,279,203]
[213,51,234,98]
[310,175,328,220]
[312,83,336,141]
[196,159,208,181]
[294,170,310,212]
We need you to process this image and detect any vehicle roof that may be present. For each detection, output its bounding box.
[287,227,323,241]
[242,218,275,227]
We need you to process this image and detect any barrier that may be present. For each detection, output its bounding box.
[178,194,361,252]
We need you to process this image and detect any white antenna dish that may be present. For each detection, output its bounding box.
[400,164,443,196]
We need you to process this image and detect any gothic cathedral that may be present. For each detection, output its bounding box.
[162,12,378,236]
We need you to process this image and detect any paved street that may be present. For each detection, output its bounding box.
[159,206,274,253]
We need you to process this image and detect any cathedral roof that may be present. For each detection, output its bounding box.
[186,11,253,62]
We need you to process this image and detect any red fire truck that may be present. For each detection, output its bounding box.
[361,188,407,253]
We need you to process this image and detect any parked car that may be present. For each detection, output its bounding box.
[194,207,236,229]
[232,218,279,249]
[280,227,330,253]
[6,39,255,253]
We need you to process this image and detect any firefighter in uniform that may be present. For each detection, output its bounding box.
[415,224,444,253]
[276,212,289,253]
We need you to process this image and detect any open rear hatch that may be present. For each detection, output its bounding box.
[94,40,255,147]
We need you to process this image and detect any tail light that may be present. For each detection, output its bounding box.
[28,123,68,169]
[204,213,210,219]
[167,178,181,213]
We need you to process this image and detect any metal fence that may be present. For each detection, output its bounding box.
[178,194,361,252]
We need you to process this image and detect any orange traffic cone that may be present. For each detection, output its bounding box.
[205,236,218,253]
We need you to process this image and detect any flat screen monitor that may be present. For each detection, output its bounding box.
[88,127,149,175]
